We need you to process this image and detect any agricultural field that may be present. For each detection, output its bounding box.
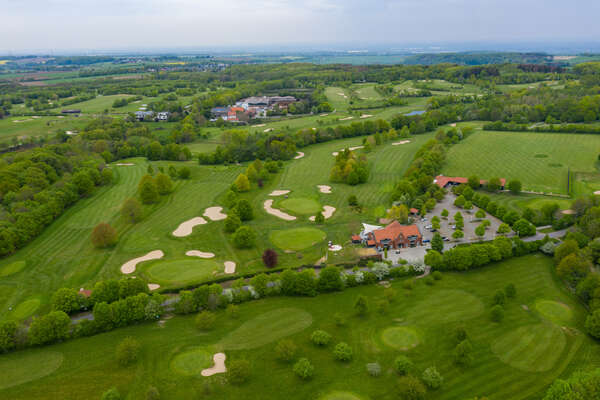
[0,255,596,400]
[442,129,600,195]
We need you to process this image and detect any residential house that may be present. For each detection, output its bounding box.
[135,111,154,121]
[156,111,170,121]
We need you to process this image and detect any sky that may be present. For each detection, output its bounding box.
[2,0,600,53]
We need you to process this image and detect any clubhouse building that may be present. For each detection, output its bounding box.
[352,220,423,250]
[433,175,506,190]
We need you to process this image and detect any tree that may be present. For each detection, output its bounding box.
[139,179,159,204]
[475,224,485,239]
[311,330,332,346]
[394,355,413,375]
[262,249,278,268]
[116,337,140,366]
[317,266,344,292]
[28,311,71,345]
[422,366,443,389]
[475,209,486,219]
[493,289,506,305]
[232,226,256,248]
[491,305,504,322]
[177,167,191,179]
[146,387,160,400]
[155,173,173,194]
[101,388,121,400]
[293,358,314,380]
[397,375,426,400]
[354,295,369,316]
[228,359,251,385]
[0,321,18,353]
[314,212,325,224]
[512,219,536,237]
[464,201,473,211]
[585,310,600,339]
[468,175,480,189]
[487,177,502,192]
[431,233,444,253]
[195,311,216,330]
[543,368,600,400]
[234,199,254,221]
[275,339,297,362]
[505,283,516,298]
[441,209,449,218]
[554,239,579,263]
[431,216,441,230]
[234,173,250,192]
[452,230,464,240]
[508,180,522,194]
[388,204,409,223]
[224,214,242,233]
[348,195,358,206]
[333,342,353,361]
[91,223,118,248]
[51,288,82,314]
[557,254,591,284]
[454,339,473,365]
[454,195,466,208]
[497,223,511,235]
[121,198,143,223]
[424,250,443,269]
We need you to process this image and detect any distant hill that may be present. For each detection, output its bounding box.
[402,52,555,65]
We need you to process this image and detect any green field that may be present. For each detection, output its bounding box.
[0,255,596,400]
[0,115,92,142]
[443,129,600,194]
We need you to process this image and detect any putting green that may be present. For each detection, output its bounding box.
[381,326,421,350]
[491,324,566,372]
[11,298,41,320]
[146,259,220,285]
[270,228,326,251]
[171,347,213,376]
[535,300,573,325]
[0,261,26,277]
[0,351,63,389]
[218,308,312,350]
[279,198,322,215]
[320,391,364,400]
[407,290,484,324]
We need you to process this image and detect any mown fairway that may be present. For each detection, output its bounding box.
[0,255,596,400]
[442,129,600,194]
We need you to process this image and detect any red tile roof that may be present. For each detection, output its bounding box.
[78,289,92,297]
[372,221,421,243]
[367,240,376,246]
[433,176,506,188]
[351,235,361,241]
[410,208,419,214]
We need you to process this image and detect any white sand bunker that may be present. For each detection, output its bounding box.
[317,185,332,194]
[594,191,600,195]
[339,116,354,121]
[450,123,457,127]
[561,209,575,215]
[201,353,227,377]
[148,283,160,291]
[255,123,266,127]
[360,114,373,119]
[392,140,411,145]
[320,113,329,117]
[264,128,273,133]
[329,245,343,252]
[116,163,135,166]
[349,146,364,151]
[294,152,305,159]
[121,250,164,274]
[224,261,236,274]
[264,200,296,221]
[269,190,290,196]
[173,217,208,237]
[203,207,227,221]
[186,250,215,258]
[309,206,336,221]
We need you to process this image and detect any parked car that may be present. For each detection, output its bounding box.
[423,239,431,243]
[442,236,450,241]
[430,228,437,232]
[425,224,432,229]
[451,225,456,230]
[421,217,428,222]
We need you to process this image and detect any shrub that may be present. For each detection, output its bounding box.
[334,313,346,327]
[454,326,468,343]
[101,387,121,400]
[432,271,442,280]
[262,249,278,268]
[226,304,240,319]
[317,266,344,292]
[454,339,473,365]
[146,386,160,400]
[314,211,325,224]
[293,358,314,380]
[402,280,415,290]
[228,359,251,385]
[311,330,332,346]
[232,226,256,248]
[155,173,173,194]
[422,366,444,389]
[195,311,216,330]
[366,362,381,377]
[493,289,506,305]
[396,375,426,400]
[234,173,250,192]
[348,195,358,206]
[139,179,159,204]
[491,305,504,322]
[354,294,369,316]
[51,288,82,314]
[116,337,141,366]
[333,342,353,361]
[504,283,516,298]
[224,214,242,233]
[394,355,413,375]
[121,198,143,223]
[235,199,254,221]
[177,167,191,179]
[585,310,600,338]
[91,223,118,248]
[275,339,297,362]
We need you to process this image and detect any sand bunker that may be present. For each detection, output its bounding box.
[264,200,296,221]
[186,250,215,258]
[392,140,411,145]
[594,191,600,195]
[173,217,207,237]
[255,123,266,127]
[349,146,364,151]
[329,244,343,252]
[360,114,373,119]
[12,119,33,123]
[339,116,354,121]
[115,163,134,166]
[224,261,236,274]
[450,123,457,127]
[201,353,227,377]
[203,207,227,221]
[264,128,273,133]
[294,152,305,159]
[148,283,160,291]
[309,206,336,221]
[121,250,164,274]
[320,113,329,117]
[561,209,575,215]
[317,185,332,194]
[269,190,291,196]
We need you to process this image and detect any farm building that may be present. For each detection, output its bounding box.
[434,175,506,190]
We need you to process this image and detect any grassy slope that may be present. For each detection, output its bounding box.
[442,129,600,195]
[0,115,93,141]
[0,255,597,400]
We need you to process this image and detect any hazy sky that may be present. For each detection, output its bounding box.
[2,0,599,52]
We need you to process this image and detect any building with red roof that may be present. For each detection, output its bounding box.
[366,220,422,250]
[433,175,506,190]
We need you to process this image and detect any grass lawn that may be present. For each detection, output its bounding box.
[442,129,600,195]
[270,228,327,251]
[143,259,222,287]
[0,255,597,400]
[279,197,322,215]
[325,87,350,111]
[0,115,93,143]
